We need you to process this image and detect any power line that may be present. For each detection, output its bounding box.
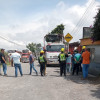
[72,2,96,40]
[71,0,96,35]
[0,35,25,46]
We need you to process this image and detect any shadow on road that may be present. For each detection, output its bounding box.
[63,73,100,85]
[64,73,100,100]
[49,75,61,77]
[91,86,100,99]
[6,75,21,78]
[53,68,100,99]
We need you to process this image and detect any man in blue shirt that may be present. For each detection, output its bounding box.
[29,51,38,75]
[11,50,23,77]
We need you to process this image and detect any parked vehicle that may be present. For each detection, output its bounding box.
[44,34,65,66]
[21,49,29,63]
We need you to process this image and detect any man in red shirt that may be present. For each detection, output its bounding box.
[82,48,90,79]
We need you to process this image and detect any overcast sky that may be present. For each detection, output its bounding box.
[0,0,100,50]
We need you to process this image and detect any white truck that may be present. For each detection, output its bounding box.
[44,34,65,66]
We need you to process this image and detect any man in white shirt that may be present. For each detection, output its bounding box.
[11,50,23,77]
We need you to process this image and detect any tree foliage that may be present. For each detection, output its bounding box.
[45,24,65,42]
[26,43,41,53]
[51,24,65,35]
[92,9,100,41]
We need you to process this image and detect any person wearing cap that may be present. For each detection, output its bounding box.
[81,46,86,53]
[0,49,7,76]
[58,48,68,76]
[29,51,38,75]
[82,48,90,79]
[11,50,23,77]
[72,47,78,71]
[72,50,81,75]
[38,50,46,76]
[66,52,72,74]
[80,46,86,72]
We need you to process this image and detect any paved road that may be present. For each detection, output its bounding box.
[0,61,100,100]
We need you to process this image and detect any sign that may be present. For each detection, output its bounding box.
[64,33,73,43]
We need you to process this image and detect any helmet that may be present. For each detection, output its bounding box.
[40,50,44,54]
[61,48,65,52]
[74,47,78,50]
[82,46,86,49]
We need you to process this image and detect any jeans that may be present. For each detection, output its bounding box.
[14,64,23,77]
[30,62,37,74]
[0,63,1,74]
[66,63,72,73]
[79,63,82,72]
[2,63,7,75]
[82,64,89,78]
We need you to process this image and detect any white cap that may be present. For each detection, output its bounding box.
[74,47,78,50]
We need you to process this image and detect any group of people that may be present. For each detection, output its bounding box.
[58,46,90,79]
[0,46,90,79]
[0,49,38,77]
[38,46,90,79]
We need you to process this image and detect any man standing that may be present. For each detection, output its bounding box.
[58,48,68,76]
[29,51,38,75]
[82,48,90,79]
[72,51,81,75]
[0,49,7,76]
[11,50,23,77]
[38,50,46,76]
[0,61,1,75]
[79,46,86,72]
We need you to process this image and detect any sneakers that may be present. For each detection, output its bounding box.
[21,74,23,77]
[4,74,7,76]
[29,73,31,75]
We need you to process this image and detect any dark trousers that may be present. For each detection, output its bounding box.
[60,62,66,76]
[79,63,82,72]
[72,63,79,75]
[40,63,45,76]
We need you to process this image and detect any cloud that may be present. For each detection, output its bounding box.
[0,0,99,50]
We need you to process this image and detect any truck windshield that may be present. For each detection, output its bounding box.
[46,45,64,52]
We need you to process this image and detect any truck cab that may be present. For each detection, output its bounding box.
[44,34,65,66]
[45,43,65,65]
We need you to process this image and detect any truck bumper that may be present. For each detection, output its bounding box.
[46,59,59,65]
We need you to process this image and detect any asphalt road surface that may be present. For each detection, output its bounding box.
[0,61,100,100]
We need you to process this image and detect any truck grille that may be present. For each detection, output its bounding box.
[53,56,58,59]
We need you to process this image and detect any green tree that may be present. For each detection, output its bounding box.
[26,43,36,53]
[26,43,42,57]
[35,43,42,53]
[51,24,65,35]
[92,9,100,41]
